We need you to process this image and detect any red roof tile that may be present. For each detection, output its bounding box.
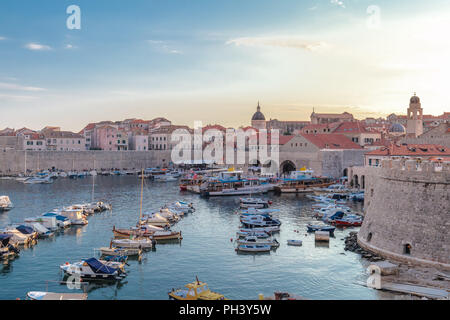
[366,144,450,156]
[300,134,363,149]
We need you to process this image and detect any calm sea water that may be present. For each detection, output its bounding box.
[0,176,394,300]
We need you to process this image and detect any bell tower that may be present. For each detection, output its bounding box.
[406,93,423,138]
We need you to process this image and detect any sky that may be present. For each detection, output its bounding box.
[1,0,450,132]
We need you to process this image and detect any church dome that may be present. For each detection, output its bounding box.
[410,95,420,104]
[251,102,266,121]
[389,123,406,133]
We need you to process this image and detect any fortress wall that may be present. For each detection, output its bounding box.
[358,159,450,270]
[0,150,172,174]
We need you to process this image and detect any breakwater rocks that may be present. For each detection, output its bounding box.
[344,232,383,262]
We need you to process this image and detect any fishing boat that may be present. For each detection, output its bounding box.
[274,169,335,194]
[26,291,87,300]
[240,198,272,209]
[236,244,271,253]
[306,224,336,236]
[99,246,142,257]
[240,214,282,228]
[167,201,195,213]
[0,196,13,212]
[42,213,71,228]
[60,257,126,281]
[140,213,171,227]
[24,216,59,231]
[236,230,271,238]
[23,175,54,184]
[179,174,205,193]
[59,208,88,225]
[111,238,154,249]
[0,234,20,259]
[287,240,303,246]
[239,226,280,233]
[200,170,272,196]
[236,236,279,248]
[112,226,182,241]
[168,277,227,300]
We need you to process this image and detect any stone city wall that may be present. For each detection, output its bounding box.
[358,159,450,270]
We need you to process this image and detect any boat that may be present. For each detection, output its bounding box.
[111,238,154,249]
[168,277,227,300]
[0,234,20,259]
[239,226,280,233]
[42,213,71,228]
[1,228,34,245]
[154,209,181,223]
[67,204,95,216]
[112,226,182,240]
[23,175,54,184]
[166,201,195,213]
[99,246,142,257]
[287,240,303,246]
[59,208,88,225]
[179,174,205,193]
[236,230,271,238]
[60,257,127,281]
[236,236,279,248]
[274,169,335,194]
[27,223,54,238]
[24,216,59,231]
[240,214,281,228]
[200,170,272,196]
[306,224,336,235]
[236,244,271,253]
[26,291,87,300]
[140,213,171,227]
[0,196,13,212]
[239,198,272,209]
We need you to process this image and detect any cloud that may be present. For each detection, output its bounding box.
[0,82,46,92]
[25,42,52,51]
[146,40,182,54]
[226,36,328,52]
[331,0,345,8]
[0,36,6,41]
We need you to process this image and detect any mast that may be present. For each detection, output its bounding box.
[91,159,95,203]
[139,168,144,223]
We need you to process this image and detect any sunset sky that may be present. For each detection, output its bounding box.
[1,0,449,132]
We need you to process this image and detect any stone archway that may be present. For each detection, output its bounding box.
[353,175,359,188]
[280,160,296,174]
[361,175,365,189]
[262,160,278,175]
[343,168,348,178]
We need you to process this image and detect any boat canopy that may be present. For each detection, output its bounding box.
[84,258,118,275]
[0,234,13,246]
[43,213,68,221]
[16,225,35,234]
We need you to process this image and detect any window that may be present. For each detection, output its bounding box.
[403,243,412,255]
[367,233,372,242]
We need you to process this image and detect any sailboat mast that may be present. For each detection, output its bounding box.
[139,168,144,223]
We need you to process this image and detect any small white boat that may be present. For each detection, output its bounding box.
[24,216,58,231]
[287,240,303,246]
[1,228,33,245]
[140,213,170,227]
[236,230,271,238]
[27,291,87,300]
[60,209,88,225]
[112,238,153,249]
[239,226,280,233]
[23,176,53,184]
[60,257,126,281]
[236,244,271,253]
[0,196,13,212]
[240,198,272,209]
[28,223,54,238]
[99,246,142,256]
[236,236,279,248]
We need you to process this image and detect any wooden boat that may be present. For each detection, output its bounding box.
[112,226,182,240]
[274,170,335,194]
[236,244,271,253]
[99,246,142,256]
[287,240,303,246]
[112,238,154,249]
[306,224,336,235]
[168,277,226,300]
[236,230,271,238]
[240,198,272,209]
[26,291,87,300]
[200,171,272,196]
[236,236,279,248]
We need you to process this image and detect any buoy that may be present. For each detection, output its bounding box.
[230,238,233,242]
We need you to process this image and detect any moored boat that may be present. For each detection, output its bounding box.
[168,277,227,300]
[0,196,13,212]
[236,236,279,248]
[274,169,335,194]
[236,244,271,253]
[60,257,126,281]
[287,240,303,246]
[26,291,87,300]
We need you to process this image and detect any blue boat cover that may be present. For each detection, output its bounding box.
[43,213,67,221]
[16,225,34,234]
[85,258,118,275]
[0,234,13,246]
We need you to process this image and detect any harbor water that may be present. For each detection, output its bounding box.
[0,176,395,300]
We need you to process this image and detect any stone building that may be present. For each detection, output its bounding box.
[310,111,354,124]
[406,94,424,138]
[251,102,267,130]
[357,159,450,270]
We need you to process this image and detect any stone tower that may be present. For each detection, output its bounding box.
[358,159,450,270]
[406,93,423,138]
[251,102,267,130]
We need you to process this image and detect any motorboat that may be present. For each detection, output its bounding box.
[287,240,303,246]
[112,238,154,249]
[99,246,142,257]
[42,213,71,228]
[0,196,13,212]
[24,216,59,231]
[26,291,87,300]
[60,208,88,225]
[239,208,279,216]
[236,244,271,253]
[0,234,20,259]
[140,213,170,227]
[240,198,272,209]
[239,226,280,233]
[236,236,279,248]
[200,171,272,196]
[168,277,227,300]
[274,170,335,194]
[155,209,181,223]
[28,223,54,238]
[236,230,271,238]
[60,257,127,281]
[167,201,195,213]
[23,175,54,184]
[240,214,281,228]
[66,204,95,216]
[306,224,336,236]
[1,228,34,245]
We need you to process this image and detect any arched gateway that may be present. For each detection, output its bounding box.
[280,160,296,174]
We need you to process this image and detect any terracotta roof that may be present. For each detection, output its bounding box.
[334,121,371,134]
[44,131,84,139]
[311,112,353,118]
[302,122,339,133]
[366,144,450,156]
[301,134,363,149]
